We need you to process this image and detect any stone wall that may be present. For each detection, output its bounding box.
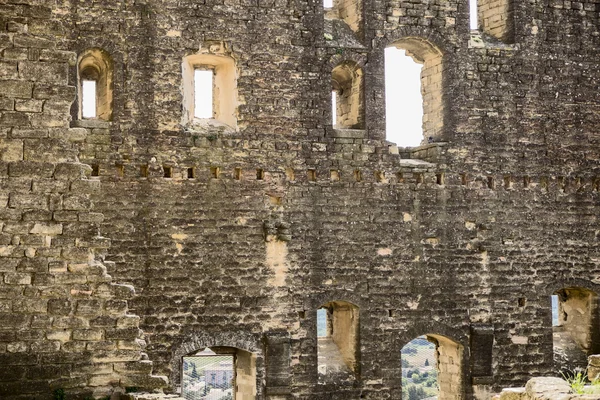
[1,0,600,399]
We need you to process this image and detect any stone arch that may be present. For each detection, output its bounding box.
[170,331,262,397]
[77,48,114,121]
[398,322,469,400]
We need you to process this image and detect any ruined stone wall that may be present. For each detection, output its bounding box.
[2,0,600,399]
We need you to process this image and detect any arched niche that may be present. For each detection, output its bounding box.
[77,48,113,121]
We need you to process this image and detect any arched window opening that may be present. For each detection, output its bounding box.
[385,38,443,147]
[331,62,364,129]
[182,347,256,400]
[78,48,113,121]
[401,335,462,400]
[182,49,238,129]
[552,288,600,374]
[317,301,359,383]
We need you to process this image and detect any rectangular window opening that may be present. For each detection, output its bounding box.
[523,176,531,188]
[210,166,220,179]
[91,164,99,177]
[331,91,337,126]
[116,163,124,178]
[461,173,468,186]
[82,79,97,119]
[182,355,235,399]
[414,173,424,184]
[469,0,478,30]
[354,169,362,182]
[234,168,242,181]
[194,69,213,119]
[164,166,172,178]
[551,295,559,327]
[436,173,444,186]
[323,0,333,9]
[487,176,495,189]
[187,167,195,179]
[256,169,264,180]
[140,165,149,178]
[397,172,404,183]
[308,169,316,182]
[504,176,512,190]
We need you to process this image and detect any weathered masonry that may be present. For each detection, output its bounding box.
[2,0,600,399]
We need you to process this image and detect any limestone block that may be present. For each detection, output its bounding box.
[18,61,68,84]
[525,377,571,398]
[30,222,63,235]
[119,374,169,389]
[73,329,104,341]
[4,272,31,285]
[0,81,33,98]
[92,350,142,363]
[0,139,23,161]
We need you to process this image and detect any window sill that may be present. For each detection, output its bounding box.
[185,118,236,133]
[71,119,111,129]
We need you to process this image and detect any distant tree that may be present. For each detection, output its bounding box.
[402,358,410,368]
[407,385,427,400]
[191,364,199,380]
[424,358,429,367]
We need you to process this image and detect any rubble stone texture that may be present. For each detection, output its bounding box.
[1,0,600,399]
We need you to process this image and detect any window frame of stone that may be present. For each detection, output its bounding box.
[317,301,360,382]
[182,52,238,130]
[331,61,365,129]
[473,0,515,43]
[77,48,114,121]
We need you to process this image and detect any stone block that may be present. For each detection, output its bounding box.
[0,81,33,98]
[13,35,55,49]
[0,139,23,161]
[30,222,63,235]
[8,161,54,177]
[18,61,67,84]
[4,272,31,285]
[73,329,104,341]
[0,111,31,127]
[91,350,142,363]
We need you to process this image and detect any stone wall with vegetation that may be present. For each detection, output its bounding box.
[2,0,600,399]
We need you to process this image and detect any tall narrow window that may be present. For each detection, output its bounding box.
[551,288,600,374]
[317,301,359,383]
[469,0,478,30]
[182,47,238,129]
[194,69,213,119]
[332,61,364,129]
[82,80,97,119]
[401,335,463,399]
[385,38,443,147]
[331,91,337,126]
[78,48,113,121]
